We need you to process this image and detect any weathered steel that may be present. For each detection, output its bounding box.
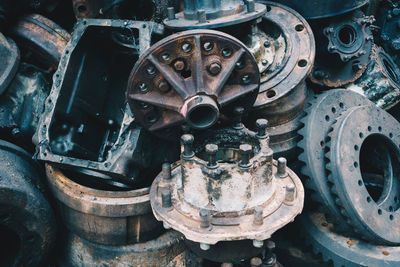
[46,164,163,245]
[248,2,315,161]
[0,140,56,266]
[150,119,304,248]
[0,32,19,95]
[325,104,400,245]
[127,29,260,138]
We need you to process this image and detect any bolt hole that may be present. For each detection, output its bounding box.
[390,133,393,138]
[266,89,276,98]
[295,24,304,32]
[266,5,271,12]
[320,141,325,147]
[331,107,336,113]
[378,209,382,215]
[203,41,214,52]
[358,180,363,186]
[339,102,344,108]
[359,132,364,138]
[354,145,359,151]
[354,162,359,168]
[368,126,372,131]
[367,196,372,202]
[378,126,382,132]
[325,115,330,121]
[298,59,307,67]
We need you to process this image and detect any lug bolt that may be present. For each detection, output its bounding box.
[253,239,264,248]
[277,157,287,177]
[181,134,194,158]
[233,106,244,129]
[167,7,175,20]
[250,257,263,267]
[174,60,185,71]
[285,184,295,202]
[256,119,268,138]
[205,144,218,168]
[253,207,263,225]
[200,209,210,228]
[200,243,210,250]
[162,163,171,181]
[158,80,170,92]
[261,59,268,66]
[264,41,271,48]
[161,189,172,208]
[239,144,252,168]
[208,62,222,75]
[352,62,363,72]
[146,65,156,75]
[247,0,255,13]
[198,9,206,23]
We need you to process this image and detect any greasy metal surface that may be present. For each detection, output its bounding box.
[33,19,171,184]
[0,32,19,95]
[11,14,70,71]
[266,0,368,19]
[301,212,400,267]
[309,11,374,87]
[249,2,315,160]
[60,230,185,267]
[347,45,400,110]
[127,29,260,138]
[164,1,266,29]
[0,140,56,266]
[46,164,163,245]
[150,124,304,245]
[325,104,400,244]
[297,89,371,233]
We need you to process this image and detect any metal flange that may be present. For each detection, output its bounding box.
[297,89,371,232]
[0,32,19,95]
[326,104,400,244]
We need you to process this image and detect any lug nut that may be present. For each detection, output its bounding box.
[174,60,185,71]
[158,80,170,92]
[205,144,218,168]
[285,184,295,202]
[161,189,172,208]
[277,157,287,177]
[208,62,222,75]
[239,144,252,168]
[162,163,171,181]
[200,209,210,228]
[181,134,194,159]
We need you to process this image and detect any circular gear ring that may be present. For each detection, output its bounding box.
[297,89,371,232]
[127,29,260,138]
[326,104,400,244]
[301,212,400,267]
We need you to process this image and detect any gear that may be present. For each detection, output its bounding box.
[297,89,371,232]
[301,211,400,267]
[325,104,400,244]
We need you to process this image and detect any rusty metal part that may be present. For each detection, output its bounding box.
[301,212,400,267]
[72,0,105,18]
[59,230,185,267]
[127,29,260,138]
[11,14,70,72]
[297,89,371,233]
[248,2,315,160]
[325,104,400,244]
[347,45,400,110]
[164,0,266,30]
[310,11,374,87]
[46,164,163,245]
[0,140,56,266]
[0,32,19,95]
[0,63,50,143]
[150,120,304,248]
[33,19,173,185]
[264,0,368,20]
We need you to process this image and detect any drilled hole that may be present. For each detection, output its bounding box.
[298,59,307,67]
[266,90,276,98]
[295,24,304,32]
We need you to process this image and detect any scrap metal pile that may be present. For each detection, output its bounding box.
[0,0,400,266]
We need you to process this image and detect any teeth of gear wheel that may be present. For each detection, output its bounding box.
[300,211,400,267]
[297,89,371,233]
[325,104,400,245]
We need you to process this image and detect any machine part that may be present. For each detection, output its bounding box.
[309,11,374,87]
[248,2,315,160]
[59,230,185,267]
[347,45,400,110]
[297,89,371,232]
[73,0,105,18]
[164,0,266,30]
[11,14,70,72]
[46,164,163,245]
[0,140,56,266]
[150,119,304,246]
[325,104,400,244]
[265,0,368,19]
[0,63,50,141]
[301,212,400,267]
[33,19,173,185]
[127,29,260,137]
[0,32,19,95]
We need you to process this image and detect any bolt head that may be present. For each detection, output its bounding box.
[181,134,194,145]
[205,144,218,154]
[240,144,252,154]
[208,62,222,75]
[158,81,170,92]
[200,243,210,251]
[253,239,264,248]
[256,119,268,130]
[174,60,185,71]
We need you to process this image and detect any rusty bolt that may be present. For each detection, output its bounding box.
[253,239,264,248]
[174,60,185,71]
[198,9,206,23]
[262,59,268,66]
[277,157,287,177]
[161,189,172,208]
[146,65,156,75]
[162,163,171,181]
[253,207,263,225]
[206,144,218,168]
[239,144,252,168]
[167,7,175,20]
[208,62,222,75]
[285,184,295,202]
[233,106,245,129]
[181,134,194,159]
[247,0,255,13]
[200,209,210,228]
[138,83,148,93]
[256,119,268,138]
[250,257,263,267]
[158,80,170,92]
[352,62,363,72]
[264,41,271,48]
[200,243,210,250]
